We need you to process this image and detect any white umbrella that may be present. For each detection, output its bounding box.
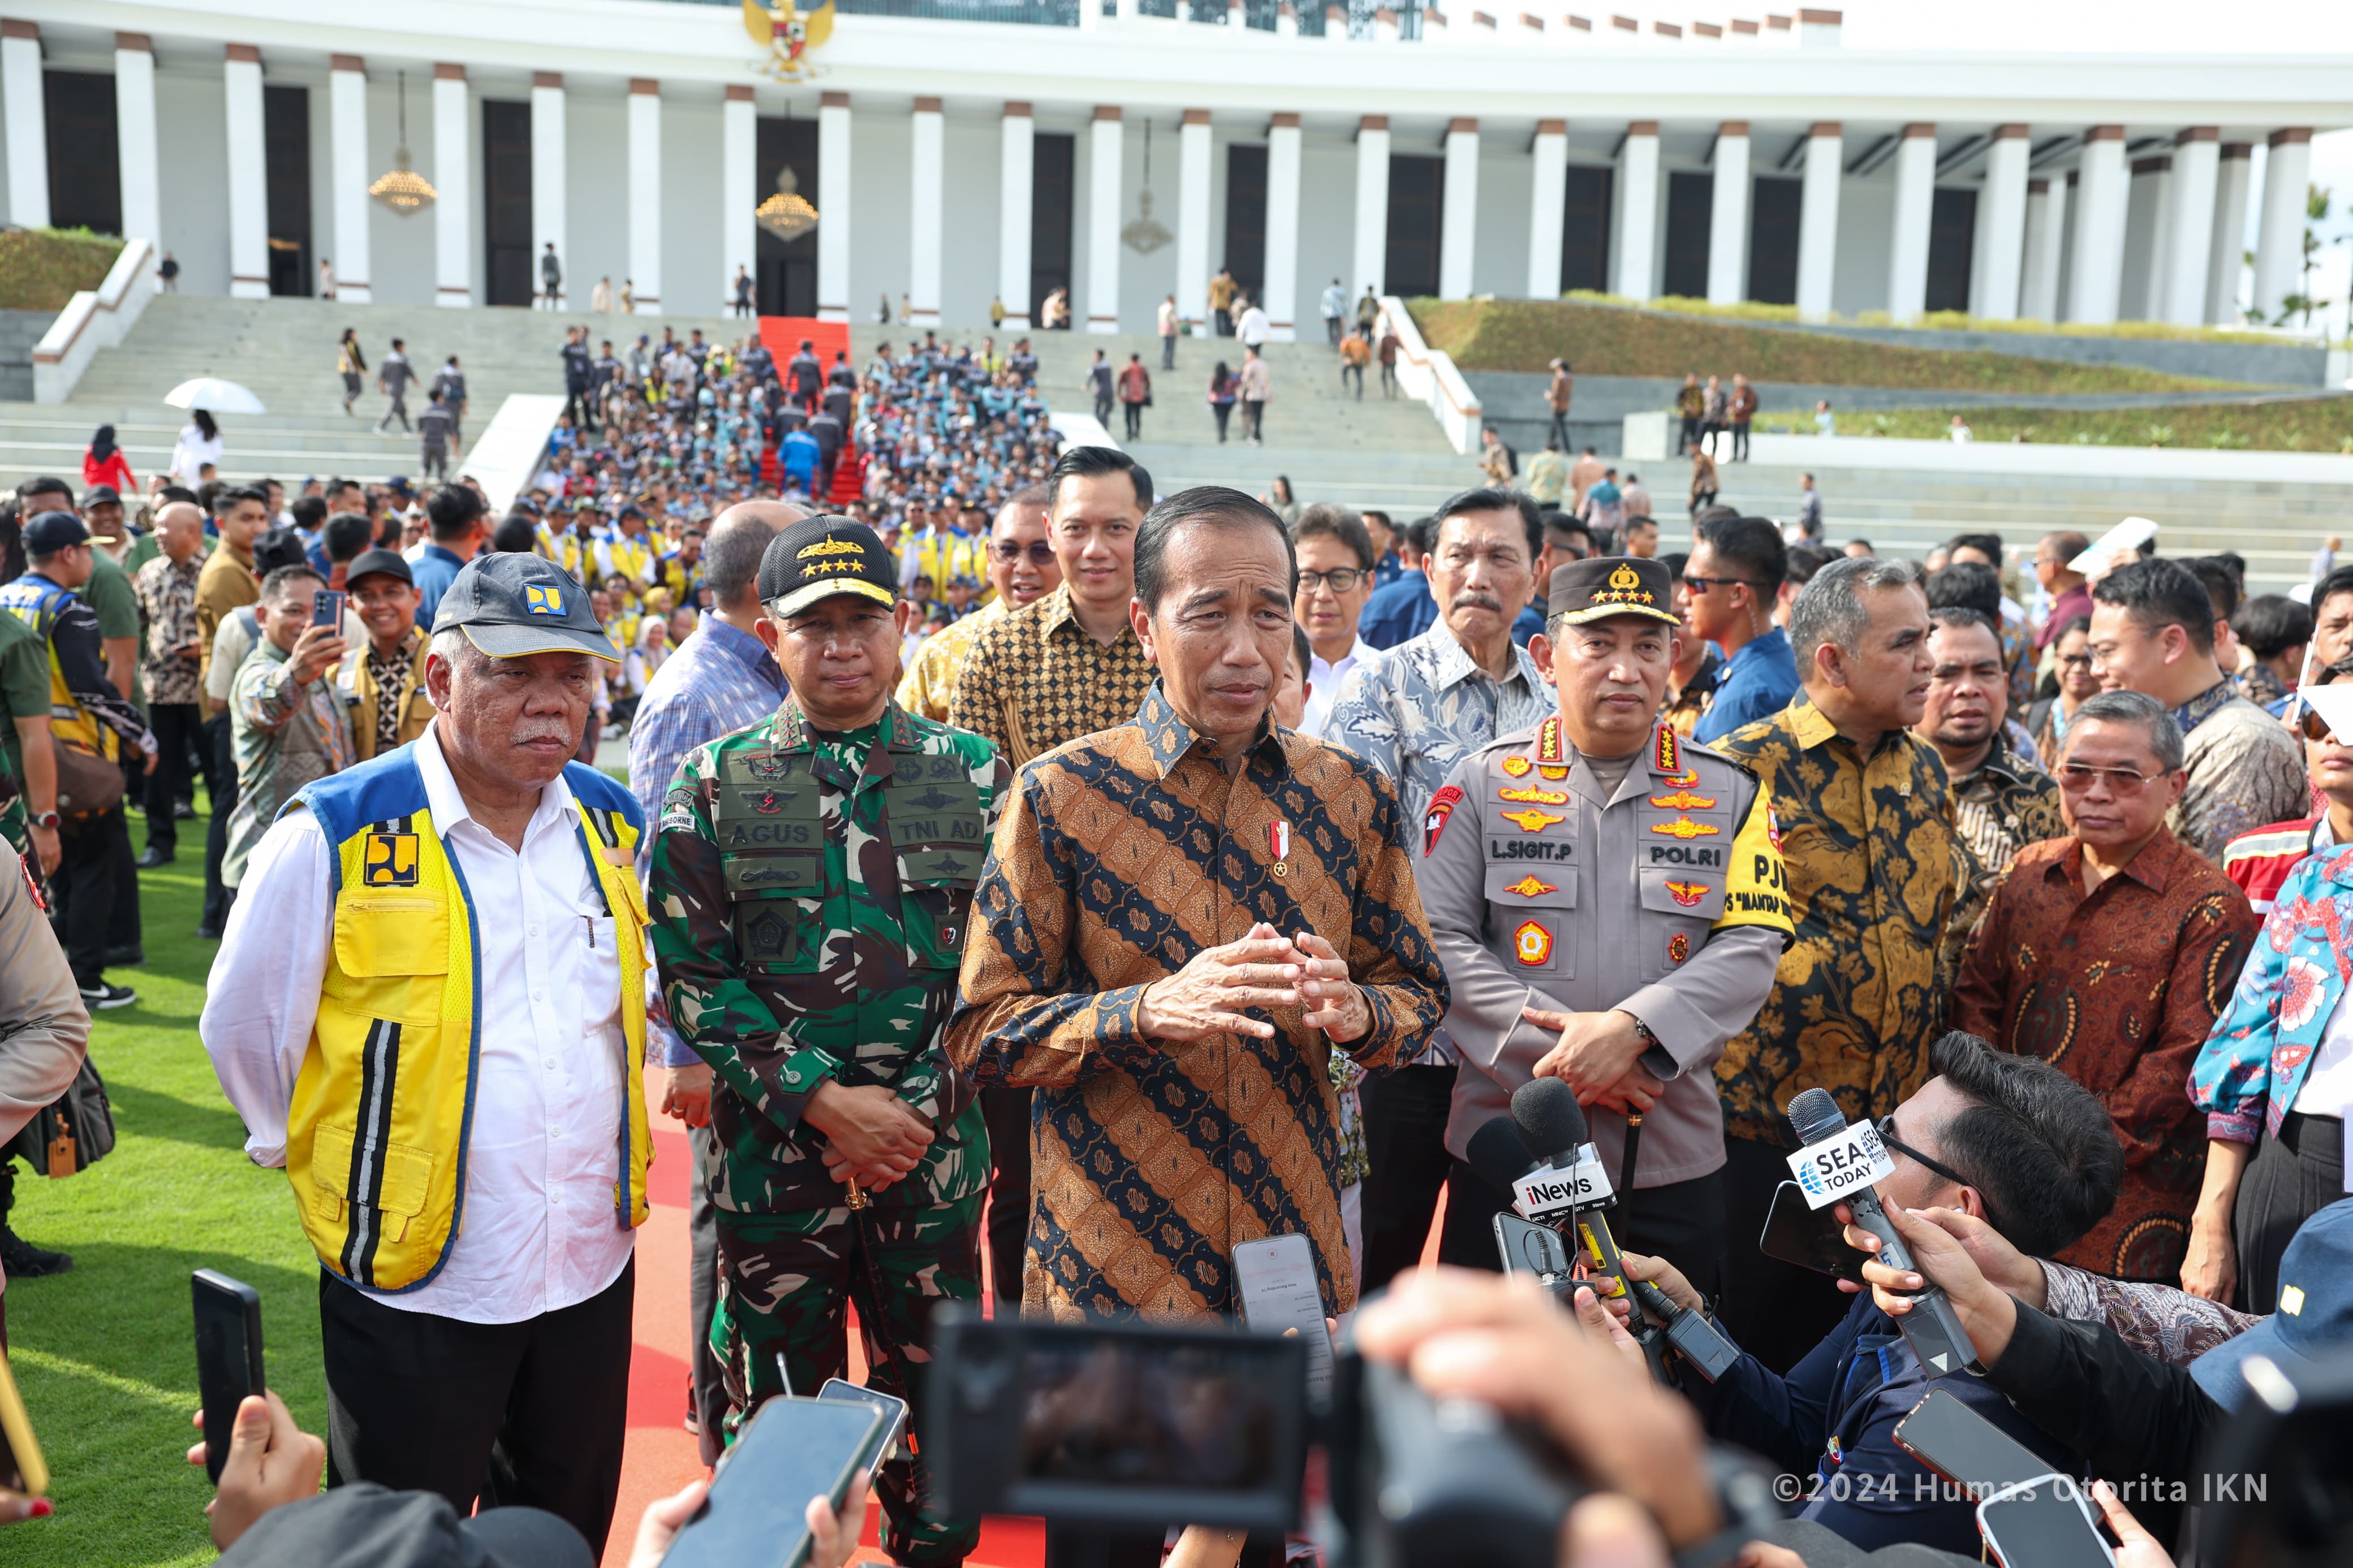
[163,377,267,415]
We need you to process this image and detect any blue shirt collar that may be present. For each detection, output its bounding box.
[1722,624,1790,672]
[423,543,467,568]
[695,615,786,692]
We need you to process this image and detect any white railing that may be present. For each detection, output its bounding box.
[32,238,158,405]
[464,393,570,515]
[1377,295,1482,455]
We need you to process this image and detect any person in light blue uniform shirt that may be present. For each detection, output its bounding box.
[1686,515,1801,744]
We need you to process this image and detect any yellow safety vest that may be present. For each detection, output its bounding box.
[0,577,117,764]
[281,747,653,1292]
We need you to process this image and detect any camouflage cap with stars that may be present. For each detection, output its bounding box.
[1548,555,1679,627]
[756,514,899,620]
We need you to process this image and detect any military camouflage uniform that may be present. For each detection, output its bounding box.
[649,697,1009,1566]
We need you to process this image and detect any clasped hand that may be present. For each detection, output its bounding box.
[1135,922,1369,1044]
[1520,1005,1665,1112]
[806,1079,933,1192]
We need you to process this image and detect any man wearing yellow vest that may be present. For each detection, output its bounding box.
[335,548,433,761]
[200,552,651,1554]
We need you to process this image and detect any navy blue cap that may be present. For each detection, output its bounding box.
[430,552,619,663]
[20,510,88,554]
[2192,1198,2353,1407]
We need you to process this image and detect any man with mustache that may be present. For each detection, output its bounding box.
[201,554,650,1553]
[1325,487,1553,1293]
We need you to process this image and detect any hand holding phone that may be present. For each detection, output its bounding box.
[183,1390,326,1552]
[192,1269,265,1484]
[311,589,347,629]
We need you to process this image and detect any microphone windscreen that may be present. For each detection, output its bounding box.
[1511,1077,1589,1167]
[1786,1087,1847,1146]
[1466,1117,1537,1191]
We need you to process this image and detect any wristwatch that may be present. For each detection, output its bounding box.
[29,810,60,831]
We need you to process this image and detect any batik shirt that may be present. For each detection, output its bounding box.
[648,699,1009,1215]
[946,685,1449,1319]
[133,551,203,706]
[949,584,1154,769]
[1713,699,1960,1147]
[1945,732,2065,942]
[2173,681,2308,865]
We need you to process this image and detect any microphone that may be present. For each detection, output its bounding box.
[1785,1088,1980,1377]
[1507,1080,1739,1382]
[1468,1116,1583,1289]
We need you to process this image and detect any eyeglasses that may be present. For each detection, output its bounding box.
[1681,574,1773,595]
[989,541,1056,564]
[1874,1115,1996,1228]
[2299,705,2343,744]
[1298,568,1366,593]
[2057,762,2160,793]
[2055,651,2095,668]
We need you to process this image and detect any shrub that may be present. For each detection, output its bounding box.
[0,228,125,312]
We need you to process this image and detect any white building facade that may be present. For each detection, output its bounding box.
[1,1,2345,338]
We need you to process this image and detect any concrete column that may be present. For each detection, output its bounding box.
[1614,120,1660,300]
[2135,157,2173,322]
[1526,118,1567,300]
[1085,106,1122,332]
[433,65,472,306]
[998,103,1035,329]
[2068,125,2128,326]
[0,21,46,230]
[531,72,568,307]
[225,45,269,299]
[908,97,945,327]
[2022,174,2066,322]
[328,57,373,303]
[1176,109,1213,331]
[1440,118,1479,300]
[1796,122,1841,319]
[722,85,756,315]
[1885,123,1936,321]
[2253,128,2313,326]
[1705,120,1750,305]
[817,92,852,322]
[1265,113,1302,340]
[1277,3,1299,37]
[1971,125,2030,320]
[1078,0,1099,31]
[2206,143,2252,326]
[2163,129,2219,327]
[627,80,662,309]
[114,33,161,245]
[1352,115,1389,297]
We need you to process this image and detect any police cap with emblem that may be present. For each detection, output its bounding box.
[431,551,620,663]
[757,515,899,620]
[1548,556,1679,627]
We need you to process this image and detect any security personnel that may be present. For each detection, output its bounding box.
[1417,555,1792,1298]
[647,515,1008,1568]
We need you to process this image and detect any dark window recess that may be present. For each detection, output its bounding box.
[1747,176,1801,305]
[1925,186,1977,314]
[1661,171,1713,299]
[1030,131,1076,326]
[1384,153,1443,299]
[44,71,122,236]
[1559,165,1613,294]
[756,115,819,317]
[1225,143,1268,303]
[262,84,312,298]
[482,100,533,307]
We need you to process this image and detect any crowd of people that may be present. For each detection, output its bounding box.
[0,309,2349,1568]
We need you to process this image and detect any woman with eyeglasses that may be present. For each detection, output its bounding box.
[2188,659,2353,1313]
[2024,615,2099,759]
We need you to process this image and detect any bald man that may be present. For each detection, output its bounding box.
[132,501,213,866]
[623,496,803,1461]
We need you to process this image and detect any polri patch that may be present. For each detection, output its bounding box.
[1514,920,1554,967]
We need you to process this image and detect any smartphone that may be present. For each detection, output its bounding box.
[661,1395,884,1568]
[1232,1233,1335,1407]
[1893,1388,2053,1497]
[192,1269,266,1484]
[1759,1180,1869,1286]
[0,1347,48,1499]
[816,1377,908,1470]
[1975,1473,2115,1568]
[311,589,347,629]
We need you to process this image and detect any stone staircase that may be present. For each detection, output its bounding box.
[0,311,49,405]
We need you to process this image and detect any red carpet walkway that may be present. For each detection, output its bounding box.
[754,315,865,507]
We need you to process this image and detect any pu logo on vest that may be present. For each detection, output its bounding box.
[363,832,420,887]
[524,583,565,616]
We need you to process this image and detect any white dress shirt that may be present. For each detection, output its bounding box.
[1303,636,1379,740]
[201,724,638,1324]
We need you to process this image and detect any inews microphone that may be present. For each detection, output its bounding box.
[1468,1117,1582,1290]
[1508,1079,1739,1382]
[1784,1087,1980,1377]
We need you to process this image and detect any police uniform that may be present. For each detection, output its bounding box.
[647,517,1007,1567]
[1415,556,1793,1294]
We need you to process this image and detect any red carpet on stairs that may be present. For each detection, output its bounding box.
[755,316,864,507]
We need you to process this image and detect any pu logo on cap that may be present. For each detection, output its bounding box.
[524,583,564,617]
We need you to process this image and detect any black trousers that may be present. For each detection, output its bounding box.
[320,1260,634,1557]
[1434,1157,1727,1306]
[144,702,205,856]
[2234,1111,2343,1314]
[688,1123,726,1466]
[1731,420,1752,461]
[1550,409,1573,448]
[202,712,237,930]
[1678,415,1700,453]
[1713,1134,1857,1375]
[106,805,139,951]
[52,807,127,988]
[1121,401,1144,439]
[1358,1064,1458,1293]
[981,1085,1035,1303]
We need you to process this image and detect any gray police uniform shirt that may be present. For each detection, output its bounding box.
[1417,714,1794,1189]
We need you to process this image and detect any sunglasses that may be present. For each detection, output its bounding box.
[1682,574,1774,595]
[2300,705,2345,744]
[989,541,1056,564]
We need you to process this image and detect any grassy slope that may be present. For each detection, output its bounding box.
[0,231,126,313]
[1411,297,2240,394]
[6,819,327,1567]
[1755,398,2353,452]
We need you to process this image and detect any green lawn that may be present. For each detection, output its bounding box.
[6,807,327,1566]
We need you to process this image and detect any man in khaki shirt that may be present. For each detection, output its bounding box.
[193,486,269,938]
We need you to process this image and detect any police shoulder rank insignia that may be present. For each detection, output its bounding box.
[1513,920,1553,967]
[1500,806,1568,833]
[1649,788,1717,811]
[1649,816,1720,839]
[1652,724,1679,775]
[1665,880,1707,907]
[363,831,420,887]
[1536,716,1565,764]
[1503,874,1557,898]
[1501,756,1532,778]
[1423,785,1464,857]
[1498,785,1569,805]
[1667,932,1691,965]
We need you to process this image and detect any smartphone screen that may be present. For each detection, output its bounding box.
[312,589,346,629]
[662,1396,882,1568]
[1976,1475,2115,1568]
[1759,1180,1869,1286]
[192,1269,265,1484]
[1893,1388,2052,1496]
[1231,1234,1333,1406]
